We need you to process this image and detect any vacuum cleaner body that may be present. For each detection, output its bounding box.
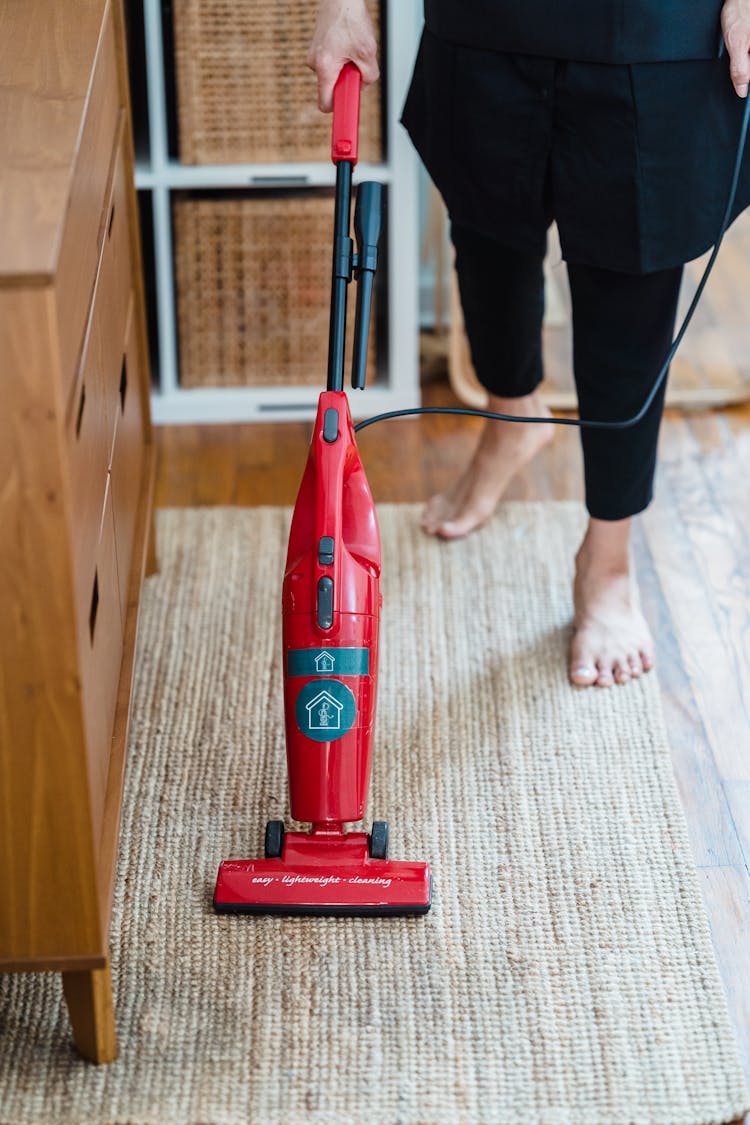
[214,391,431,914]
[282,390,380,825]
[213,65,431,916]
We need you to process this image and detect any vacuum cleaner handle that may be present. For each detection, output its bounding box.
[331,62,361,165]
[328,62,381,392]
[327,63,362,392]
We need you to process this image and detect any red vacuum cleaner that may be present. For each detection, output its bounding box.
[213,65,432,916]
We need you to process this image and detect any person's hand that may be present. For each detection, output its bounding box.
[721,0,750,96]
[306,0,379,112]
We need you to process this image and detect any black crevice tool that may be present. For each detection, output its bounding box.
[351,181,383,391]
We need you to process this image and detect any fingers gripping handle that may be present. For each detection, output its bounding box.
[331,62,361,164]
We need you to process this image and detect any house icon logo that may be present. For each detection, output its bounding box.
[314,650,335,673]
[295,678,357,742]
[306,689,344,731]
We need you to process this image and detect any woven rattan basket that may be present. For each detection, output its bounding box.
[172,0,383,165]
[173,192,377,388]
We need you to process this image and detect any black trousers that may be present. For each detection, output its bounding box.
[403,34,750,274]
[452,222,684,521]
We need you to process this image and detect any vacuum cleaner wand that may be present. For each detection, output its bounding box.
[326,159,353,393]
[327,75,383,395]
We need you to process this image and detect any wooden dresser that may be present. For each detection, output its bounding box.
[0,0,156,1062]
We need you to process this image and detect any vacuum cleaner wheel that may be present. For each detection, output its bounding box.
[264,820,285,859]
[368,820,389,860]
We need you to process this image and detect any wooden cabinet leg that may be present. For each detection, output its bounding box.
[145,505,158,576]
[62,963,118,1064]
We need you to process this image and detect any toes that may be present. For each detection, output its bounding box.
[422,510,450,537]
[421,495,450,534]
[595,660,614,688]
[570,621,654,690]
[437,504,493,540]
[569,662,598,686]
[569,634,599,687]
[574,650,645,687]
[613,660,631,686]
[437,517,479,540]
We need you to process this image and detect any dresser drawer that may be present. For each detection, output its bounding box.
[67,304,111,633]
[80,478,123,842]
[56,1,120,399]
[67,129,133,615]
[111,300,145,621]
[99,135,134,455]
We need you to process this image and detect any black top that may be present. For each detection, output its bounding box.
[424,0,724,63]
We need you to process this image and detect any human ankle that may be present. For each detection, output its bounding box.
[487,391,546,418]
[575,518,632,578]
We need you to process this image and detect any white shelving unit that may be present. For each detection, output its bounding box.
[135,0,423,425]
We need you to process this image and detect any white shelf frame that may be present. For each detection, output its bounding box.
[138,0,422,424]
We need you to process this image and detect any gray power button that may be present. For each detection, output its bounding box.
[323,408,339,443]
[317,577,334,629]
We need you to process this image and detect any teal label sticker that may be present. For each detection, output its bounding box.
[294,679,357,742]
[287,647,369,678]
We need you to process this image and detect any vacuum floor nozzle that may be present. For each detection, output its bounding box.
[214,828,432,917]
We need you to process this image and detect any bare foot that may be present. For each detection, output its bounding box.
[569,518,655,688]
[421,392,554,539]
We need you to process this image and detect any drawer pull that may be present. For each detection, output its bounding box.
[89,569,99,643]
[75,383,86,438]
[107,201,115,241]
[119,355,127,412]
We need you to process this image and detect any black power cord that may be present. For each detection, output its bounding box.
[354,93,750,435]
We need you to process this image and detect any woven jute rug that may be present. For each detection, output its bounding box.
[1,504,747,1125]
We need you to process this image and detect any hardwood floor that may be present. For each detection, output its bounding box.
[154,380,750,1111]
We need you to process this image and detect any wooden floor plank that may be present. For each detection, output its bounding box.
[697,866,750,1086]
[643,448,750,783]
[665,447,750,782]
[724,781,750,877]
[634,521,746,869]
